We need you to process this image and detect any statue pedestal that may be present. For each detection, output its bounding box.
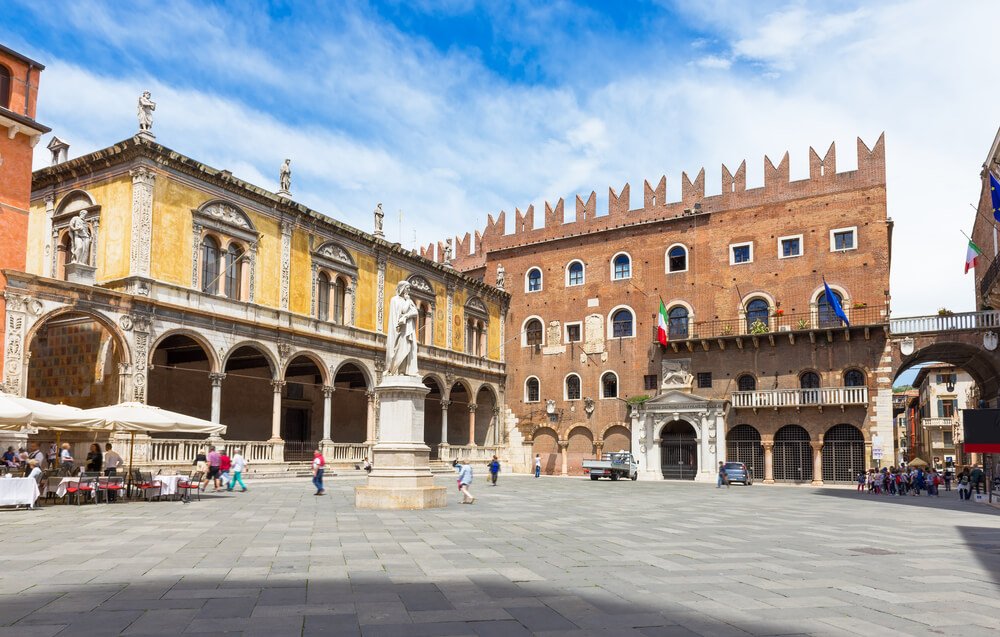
[355,374,446,510]
[65,263,96,286]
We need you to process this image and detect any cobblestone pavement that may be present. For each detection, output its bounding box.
[1,475,999,636]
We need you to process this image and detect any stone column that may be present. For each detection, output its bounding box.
[559,440,569,476]
[439,400,450,454]
[468,403,477,446]
[321,386,334,443]
[594,440,604,458]
[762,441,775,484]
[811,441,824,486]
[209,372,226,424]
[365,390,377,445]
[864,440,874,470]
[270,380,285,442]
[43,194,55,277]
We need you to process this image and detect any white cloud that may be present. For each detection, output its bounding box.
[694,55,732,70]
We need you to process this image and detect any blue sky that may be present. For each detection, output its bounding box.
[4,0,999,346]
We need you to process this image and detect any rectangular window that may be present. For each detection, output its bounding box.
[565,323,582,343]
[778,234,802,258]
[938,399,956,418]
[830,226,857,252]
[730,242,753,265]
[697,372,712,389]
[644,374,657,390]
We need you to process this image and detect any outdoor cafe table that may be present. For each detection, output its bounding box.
[154,474,189,497]
[0,476,40,507]
[46,477,94,500]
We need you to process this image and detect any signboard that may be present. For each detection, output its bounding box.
[873,447,884,460]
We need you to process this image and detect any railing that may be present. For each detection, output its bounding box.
[657,306,886,341]
[889,310,1000,335]
[148,439,278,465]
[920,417,956,429]
[440,445,503,462]
[979,255,1000,299]
[322,442,370,462]
[731,386,868,409]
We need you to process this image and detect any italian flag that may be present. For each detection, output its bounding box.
[966,239,983,274]
[656,300,669,346]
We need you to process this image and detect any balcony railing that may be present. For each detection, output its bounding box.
[440,444,503,463]
[889,310,1000,335]
[732,386,868,409]
[148,439,279,464]
[920,417,956,429]
[658,306,885,341]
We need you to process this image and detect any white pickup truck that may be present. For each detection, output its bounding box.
[582,452,638,481]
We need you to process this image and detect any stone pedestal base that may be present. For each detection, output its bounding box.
[65,263,96,286]
[355,375,446,510]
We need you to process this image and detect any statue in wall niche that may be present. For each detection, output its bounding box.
[385,281,419,376]
[495,263,505,290]
[137,91,155,132]
[279,158,292,193]
[373,203,385,237]
[68,212,91,265]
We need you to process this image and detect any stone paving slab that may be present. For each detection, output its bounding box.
[1,475,999,636]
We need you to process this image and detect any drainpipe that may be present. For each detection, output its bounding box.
[24,63,35,116]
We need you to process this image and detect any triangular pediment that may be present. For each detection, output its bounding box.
[645,389,711,405]
[640,390,728,414]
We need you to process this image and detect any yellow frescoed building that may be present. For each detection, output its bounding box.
[3,131,509,469]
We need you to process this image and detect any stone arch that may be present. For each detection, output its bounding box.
[56,188,97,213]
[893,341,1000,400]
[222,341,278,378]
[601,424,631,453]
[821,423,865,483]
[423,375,445,454]
[24,306,131,367]
[727,424,763,481]
[773,424,812,482]
[329,362,370,445]
[531,425,560,475]
[566,425,594,475]
[658,419,698,480]
[474,384,498,445]
[195,199,256,232]
[281,350,330,386]
[447,379,474,445]
[149,328,220,373]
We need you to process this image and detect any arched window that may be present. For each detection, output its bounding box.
[0,65,10,109]
[612,253,631,280]
[745,298,769,332]
[737,374,757,392]
[56,232,71,280]
[567,261,584,286]
[611,308,634,338]
[317,271,331,321]
[527,267,543,292]
[565,374,581,400]
[667,245,687,273]
[201,236,221,295]
[800,371,821,404]
[818,290,845,328]
[844,369,865,387]
[601,372,618,399]
[525,318,543,346]
[224,243,244,300]
[332,277,346,325]
[525,377,540,403]
[668,306,689,339]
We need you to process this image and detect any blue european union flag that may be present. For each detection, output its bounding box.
[824,281,850,327]
[991,173,1000,223]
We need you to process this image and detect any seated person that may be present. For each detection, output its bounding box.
[2,446,18,468]
[26,459,42,482]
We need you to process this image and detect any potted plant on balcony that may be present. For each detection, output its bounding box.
[721,325,734,336]
[749,319,769,335]
[852,301,867,309]
[937,308,954,316]
[796,318,809,330]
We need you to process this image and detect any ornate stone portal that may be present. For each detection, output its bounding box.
[356,281,447,509]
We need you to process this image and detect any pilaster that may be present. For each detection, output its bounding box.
[128,167,156,281]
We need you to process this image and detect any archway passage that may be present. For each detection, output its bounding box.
[149,334,211,421]
[474,387,497,446]
[566,426,594,475]
[603,425,631,454]
[283,355,325,460]
[331,363,368,445]
[531,426,559,475]
[221,346,274,441]
[26,312,123,408]
[422,377,443,458]
[773,425,812,483]
[727,424,763,481]
[660,420,697,480]
[447,383,470,445]
[894,341,1000,402]
[822,424,864,483]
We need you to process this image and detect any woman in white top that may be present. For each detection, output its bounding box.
[26,459,42,482]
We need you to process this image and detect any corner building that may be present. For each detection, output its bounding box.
[445,136,894,483]
[3,133,507,469]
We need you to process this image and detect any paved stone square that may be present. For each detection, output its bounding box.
[1,475,998,636]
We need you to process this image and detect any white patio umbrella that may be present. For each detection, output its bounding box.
[0,392,105,430]
[0,393,32,430]
[80,402,227,479]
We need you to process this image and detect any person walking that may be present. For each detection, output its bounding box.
[59,443,74,475]
[717,461,729,489]
[958,468,971,500]
[47,443,58,470]
[204,446,221,491]
[488,455,500,486]
[944,468,953,492]
[970,464,985,495]
[227,451,248,492]
[453,459,475,503]
[312,448,326,495]
[218,451,232,491]
[534,453,541,478]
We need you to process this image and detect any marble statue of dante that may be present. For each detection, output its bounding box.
[374,203,384,236]
[137,91,155,131]
[385,281,419,376]
[279,159,292,192]
[68,213,91,265]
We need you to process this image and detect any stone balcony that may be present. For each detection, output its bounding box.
[732,386,868,411]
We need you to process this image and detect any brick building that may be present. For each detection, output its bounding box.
[441,136,894,483]
[0,44,48,371]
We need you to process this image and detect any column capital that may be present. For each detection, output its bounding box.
[467,403,478,413]
[810,441,824,451]
[761,441,774,450]
[271,379,286,392]
[366,389,377,401]
[322,385,335,398]
[209,372,226,386]
[440,399,451,409]
[558,439,570,449]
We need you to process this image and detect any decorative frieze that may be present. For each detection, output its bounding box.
[376,255,387,333]
[446,281,456,349]
[129,167,156,281]
[279,221,292,310]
